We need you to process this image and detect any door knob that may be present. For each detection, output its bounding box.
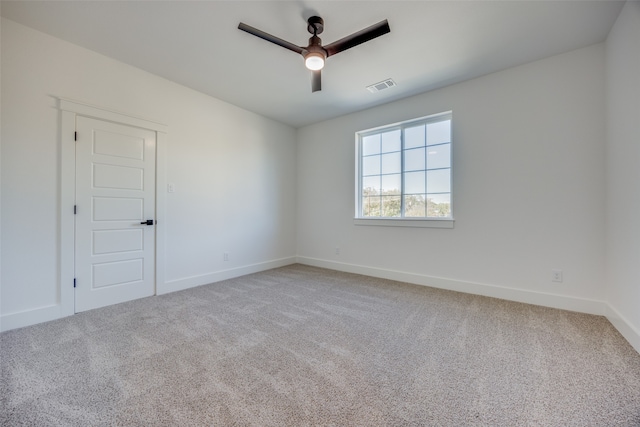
[140,219,154,225]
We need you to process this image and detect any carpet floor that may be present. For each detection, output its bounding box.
[1,264,639,426]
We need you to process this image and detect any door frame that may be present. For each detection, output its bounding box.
[59,98,168,316]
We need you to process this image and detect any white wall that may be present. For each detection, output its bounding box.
[297,44,607,313]
[605,1,640,352]
[3,8,638,352]
[0,18,297,330]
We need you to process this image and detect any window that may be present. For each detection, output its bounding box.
[356,112,452,226]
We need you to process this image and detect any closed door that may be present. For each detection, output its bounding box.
[75,116,156,312]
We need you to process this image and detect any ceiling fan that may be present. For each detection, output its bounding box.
[238,16,390,93]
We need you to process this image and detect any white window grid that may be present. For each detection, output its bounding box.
[356,111,453,220]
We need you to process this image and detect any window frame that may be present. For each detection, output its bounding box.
[354,111,454,228]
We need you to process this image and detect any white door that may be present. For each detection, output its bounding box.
[75,116,156,312]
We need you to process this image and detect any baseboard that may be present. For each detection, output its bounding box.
[158,256,297,295]
[1,257,297,332]
[296,256,606,315]
[1,304,65,332]
[605,304,640,354]
[7,257,635,356]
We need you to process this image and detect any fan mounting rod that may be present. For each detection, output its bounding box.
[307,16,324,35]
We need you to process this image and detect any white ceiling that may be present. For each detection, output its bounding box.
[0,1,625,128]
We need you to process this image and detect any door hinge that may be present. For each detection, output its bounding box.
[73,278,76,288]
[74,132,77,141]
[74,205,77,215]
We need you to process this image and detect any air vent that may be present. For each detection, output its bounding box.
[366,79,396,93]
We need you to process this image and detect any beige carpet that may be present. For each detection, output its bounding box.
[1,264,639,426]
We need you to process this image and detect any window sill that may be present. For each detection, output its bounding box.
[353,218,454,229]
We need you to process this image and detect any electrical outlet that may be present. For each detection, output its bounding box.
[167,183,175,193]
[335,247,340,255]
[223,252,229,262]
[552,269,563,283]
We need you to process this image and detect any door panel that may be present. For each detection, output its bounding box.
[75,116,156,312]
[92,197,143,221]
[92,229,143,255]
[93,130,145,160]
[93,164,144,190]
[92,259,144,288]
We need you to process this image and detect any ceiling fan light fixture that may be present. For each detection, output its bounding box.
[304,52,325,70]
[238,16,390,92]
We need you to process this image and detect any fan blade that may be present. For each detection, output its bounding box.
[312,70,321,92]
[324,20,390,57]
[238,22,304,55]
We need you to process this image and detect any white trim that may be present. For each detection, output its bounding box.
[57,98,167,328]
[1,305,64,332]
[159,257,297,295]
[155,132,168,293]
[58,98,167,133]
[358,111,453,135]
[296,256,605,315]
[60,111,76,319]
[297,257,638,354]
[605,304,640,354]
[355,111,453,220]
[354,218,454,228]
